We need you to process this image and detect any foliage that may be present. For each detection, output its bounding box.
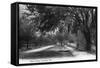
[19,4,96,52]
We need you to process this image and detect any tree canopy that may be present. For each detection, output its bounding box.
[19,4,96,52]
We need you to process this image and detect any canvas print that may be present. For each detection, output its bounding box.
[18,4,97,64]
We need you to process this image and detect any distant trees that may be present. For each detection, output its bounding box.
[19,16,34,48]
[19,5,39,48]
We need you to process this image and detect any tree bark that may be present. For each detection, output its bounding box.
[27,41,28,49]
[83,27,91,52]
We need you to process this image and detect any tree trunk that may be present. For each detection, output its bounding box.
[83,28,91,52]
[60,42,63,47]
[27,41,28,49]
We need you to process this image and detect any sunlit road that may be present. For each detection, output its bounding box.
[19,44,96,64]
[23,45,55,53]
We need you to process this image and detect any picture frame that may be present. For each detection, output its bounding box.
[11,2,97,66]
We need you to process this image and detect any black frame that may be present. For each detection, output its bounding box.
[11,2,98,66]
